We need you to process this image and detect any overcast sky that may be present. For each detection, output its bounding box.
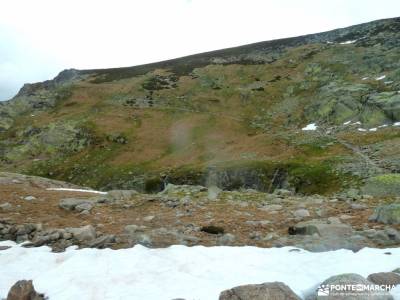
[1,0,399,101]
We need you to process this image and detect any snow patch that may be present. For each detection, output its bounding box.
[369,128,377,132]
[375,75,386,81]
[394,122,400,126]
[358,128,367,132]
[343,121,352,125]
[0,242,400,300]
[302,123,317,131]
[46,188,107,195]
[340,40,357,45]
[362,77,369,80]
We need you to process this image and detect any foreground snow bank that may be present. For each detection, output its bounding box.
[0,241,399,300]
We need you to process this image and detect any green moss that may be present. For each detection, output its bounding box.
[374,174,400,184]
[287,160,341,194]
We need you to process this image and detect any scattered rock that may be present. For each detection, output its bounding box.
[217,233,236,245]
[367,272,400,286]
[23,196,36,201]
[75,202,94,213]
[0,245,11,250]
[123,224,147,235]
[0,202,13,211]
[6,280,45,300]
[86,234,116,248]
[59,198,95,211]
[219,282,301,300]
[293,209,310,219]
[385,227,400,241]
[132,233,152,247]
[143,215,155,222]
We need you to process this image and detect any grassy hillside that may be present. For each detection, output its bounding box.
[0,17,400,194]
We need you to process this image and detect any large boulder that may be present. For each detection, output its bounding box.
[288,219,366,251]
[369,204,400,225]
[314,273,393,300]
[67,225,96,242]
[219,282,301,300]
[6,280,45,300]
[291,220,353,237]
[59,198,95,211]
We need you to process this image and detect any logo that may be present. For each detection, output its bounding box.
[316,283,396,297]
[317,285,330,296]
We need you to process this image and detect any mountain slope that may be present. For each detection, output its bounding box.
[1,17,400,193]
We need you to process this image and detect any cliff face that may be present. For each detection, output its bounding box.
[1,17,400,193]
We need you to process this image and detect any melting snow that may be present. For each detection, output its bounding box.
[394,122,400,126]
[46,188,107,195]
[358,128,367,132]
[340,40,357,45]
[0,242,400,300]
[343,121,352,125]
[302,123,317,131]
[369,128,377,132]
[362,77,369,80]
[376,75,386,80]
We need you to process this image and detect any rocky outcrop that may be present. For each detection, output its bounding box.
[363,175,400,197]
[369,204,400,225]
